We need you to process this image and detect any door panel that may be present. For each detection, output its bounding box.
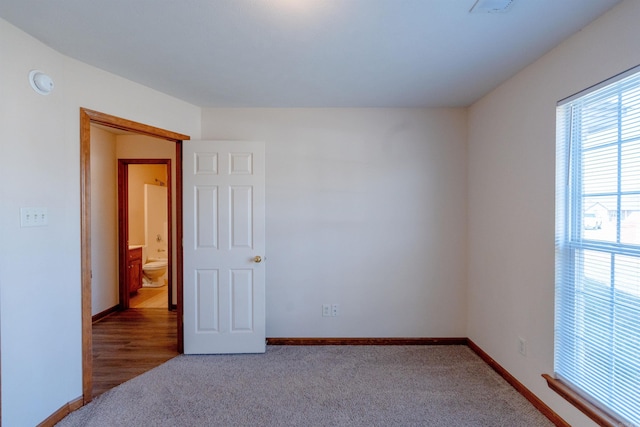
[196,269,219,332]
[230,269,254,331]
[195,186,218,249]
[183,141,265,354]
[230,186,253,248]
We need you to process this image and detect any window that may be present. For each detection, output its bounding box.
[555,66,640,426]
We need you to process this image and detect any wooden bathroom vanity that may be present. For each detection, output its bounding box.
[127,246,143,294]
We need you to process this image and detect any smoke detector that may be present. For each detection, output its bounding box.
[470,0,516,13]
[29,70,54,95]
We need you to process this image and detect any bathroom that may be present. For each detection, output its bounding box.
[127,164,170,303]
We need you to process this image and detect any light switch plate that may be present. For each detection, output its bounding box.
[20,207,48,227]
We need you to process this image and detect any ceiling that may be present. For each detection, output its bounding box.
[1,0,621,108]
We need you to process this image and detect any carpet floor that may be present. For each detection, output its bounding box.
[57,345,553,426]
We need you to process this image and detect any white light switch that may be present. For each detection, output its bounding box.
[20,207,48,227]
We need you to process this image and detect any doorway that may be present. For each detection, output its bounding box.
[80,108,189,404]
[118,159,173,311]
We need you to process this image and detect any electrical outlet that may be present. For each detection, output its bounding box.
[322,304,331,317]
[518,337,527,356]
[20,207,48,227]
[331,304,339,317]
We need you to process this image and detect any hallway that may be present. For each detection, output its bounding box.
[92,307,177,397]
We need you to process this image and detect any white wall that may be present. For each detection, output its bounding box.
[467,1,640,426]
[201,108,468,338]
[0,18,200,426]
[90,126,119,315]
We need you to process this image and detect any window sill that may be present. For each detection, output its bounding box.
[542,374,629,427]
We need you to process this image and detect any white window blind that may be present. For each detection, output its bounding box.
[556,66,640,426]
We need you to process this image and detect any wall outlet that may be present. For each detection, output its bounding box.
[518,337,527,356]
[322,304,331,317]
[331,304,339,317]
[20,207,48,227]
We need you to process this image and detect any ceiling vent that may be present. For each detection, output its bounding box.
[469,0,516,13]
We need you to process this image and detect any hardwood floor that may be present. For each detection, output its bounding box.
[130,285,168,309]
[92,307,178,397]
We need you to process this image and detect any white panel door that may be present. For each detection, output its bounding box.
[183,141,265,354]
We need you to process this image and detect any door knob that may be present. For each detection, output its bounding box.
[253,256,262,263]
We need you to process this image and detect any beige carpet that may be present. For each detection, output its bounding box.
[57,346,553,426]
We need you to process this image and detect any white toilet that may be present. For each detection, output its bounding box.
[142,258,168,288]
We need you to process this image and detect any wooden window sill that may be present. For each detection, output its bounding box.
[542,374,630,427]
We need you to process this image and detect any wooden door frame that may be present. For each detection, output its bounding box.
[80,108,189,404]
[118,159,173,311]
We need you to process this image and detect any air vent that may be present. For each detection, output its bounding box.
[469,0,516,13]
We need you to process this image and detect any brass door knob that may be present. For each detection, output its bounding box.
[253,256,262,263]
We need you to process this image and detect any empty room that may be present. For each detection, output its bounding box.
[1,0,639,426]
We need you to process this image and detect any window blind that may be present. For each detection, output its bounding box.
[556,66,640,426]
